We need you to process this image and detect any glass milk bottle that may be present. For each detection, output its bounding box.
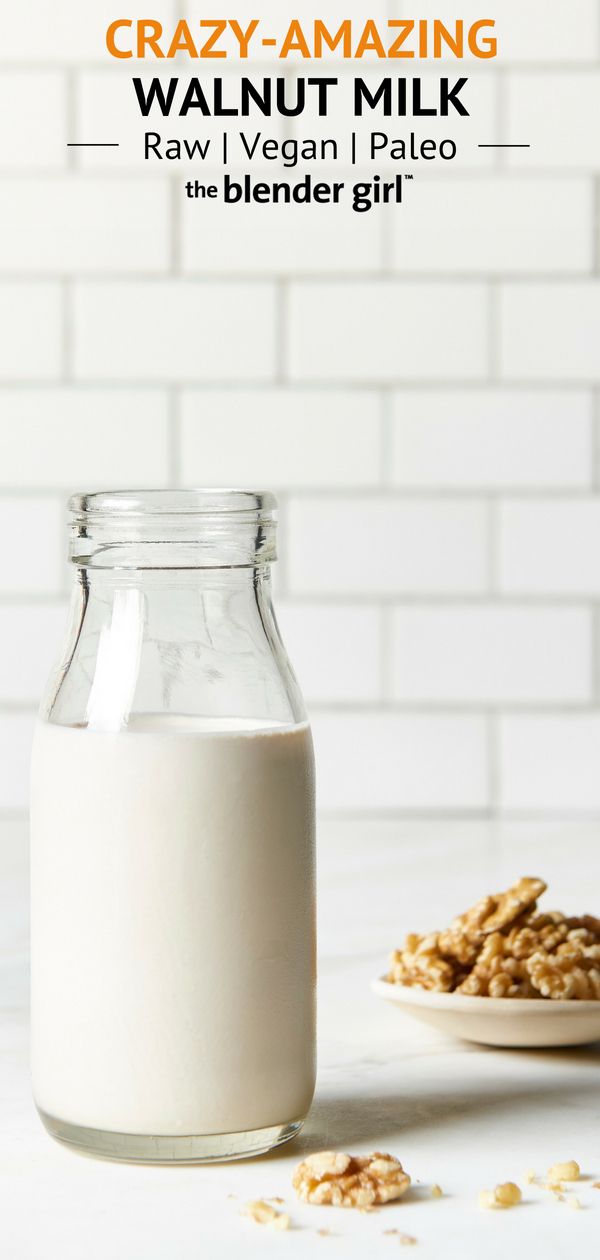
[30,490,316,1163]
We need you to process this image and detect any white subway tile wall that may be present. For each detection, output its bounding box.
[0,604,68,702]
[0,284,63,381]
[287,497,489,594]
[390,607,592,704]
[391,178,593,275]
[0,7,599,814]
[0,179,171,274]
[0,73,66,171]
[0,500,63,594]
[507,73,600,171]
[180,390,383,487]
[391,390,592,489]
[312,713,489,812]
[0,389,171,487]
[288,282,489,381]
[0,1,177,63]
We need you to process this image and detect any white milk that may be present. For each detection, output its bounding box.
[30,717,316,1136]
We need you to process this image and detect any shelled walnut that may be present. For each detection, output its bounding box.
[293,1152,411,1208]
[387,877,600,1001]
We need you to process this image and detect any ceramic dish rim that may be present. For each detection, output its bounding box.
[372,976,600,1017]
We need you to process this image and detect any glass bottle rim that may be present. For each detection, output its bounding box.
[69,488,277,520]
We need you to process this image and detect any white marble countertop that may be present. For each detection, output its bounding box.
[2,817,600,1259]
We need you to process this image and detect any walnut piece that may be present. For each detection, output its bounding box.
[388,878,600,1001]
[438,895,496,966]
[527,952,600,1000]
[494,1182,522,1207]
[479,1182,522,1209]
[293,1152,411,1209]
[478,878,547,934]
[547,1161,580,1182]
[244,1200,290,1230]
[389,934,455,992]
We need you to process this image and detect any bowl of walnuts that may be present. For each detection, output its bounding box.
[373,877,600,1047]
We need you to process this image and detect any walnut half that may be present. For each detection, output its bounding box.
[293,1152,411,1209]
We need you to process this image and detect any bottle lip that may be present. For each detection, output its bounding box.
[68,488,278,570]
[69,488,277,519]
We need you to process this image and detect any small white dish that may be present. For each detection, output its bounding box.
[372,978,600,1048]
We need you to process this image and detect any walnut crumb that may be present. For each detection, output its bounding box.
[479,1182,522,1209]
[568,1197,582,1210]
[547,1161,580,1182]
[293,1152,410,1208]
[244,1200,290,1230]
[430,1184,443,1198]
[524,1169,536,1184]
[494,1183,522,1207]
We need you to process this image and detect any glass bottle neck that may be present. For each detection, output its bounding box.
[43,561,304,732]
[69,490,278,571]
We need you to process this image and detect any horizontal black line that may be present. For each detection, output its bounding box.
[478,143,531,148]
[67,143,120,148]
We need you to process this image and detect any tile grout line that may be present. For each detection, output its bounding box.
[1,270,599,283]
[592,603,600,704]
[487,498,499,594]
[0,698,599,716]
[65,68,77,172]
[61,278,74,381]
[487,280,501,382]
[3,485,600,502]
[10,805,600,823]
[0,380,599,394]
[594,175,600,275]
[0,591,598,609]
[487,710,500,817]
[379,604,393,707]
[168,387,181,486]
[379,389,392,486]
[15,373,600,394]
[495,67,508,173]
[169,176,181,275]
[275,280,289,383]
[591,388,600,490]
[19,486,600,504]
